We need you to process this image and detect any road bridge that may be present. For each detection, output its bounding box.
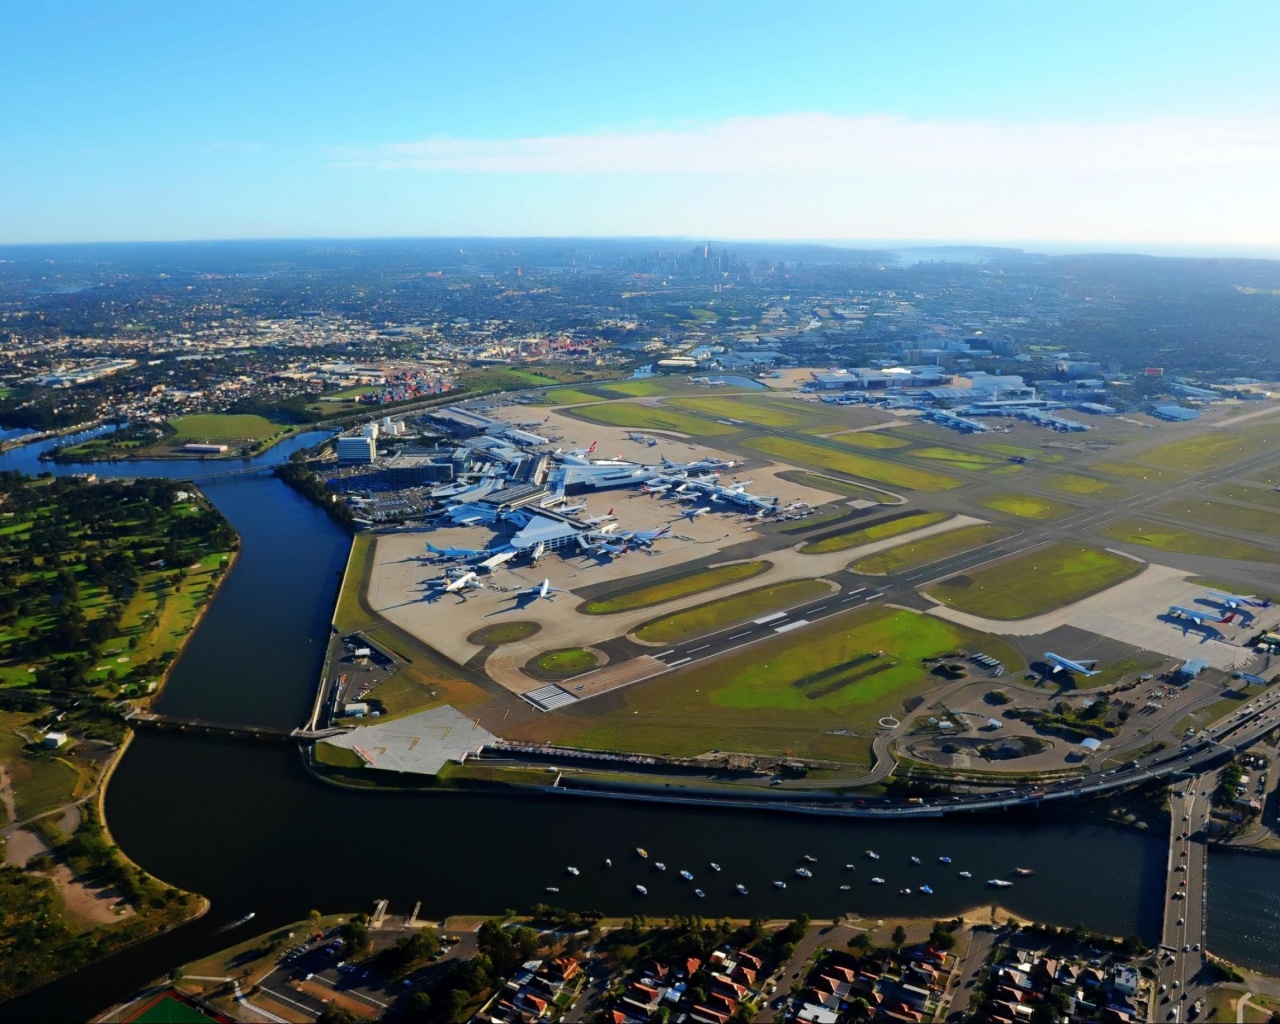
[125,711,347,742]
[1153,777,1211,1022]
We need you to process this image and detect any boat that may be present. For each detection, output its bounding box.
[866,850,880,860]
[938,856,952,864]
[839,884,851,891]
[680,870,694,881]
[958,871,972,879]
[1012,867,1036,876]
[900,888,912,895]
[635,884,648,895]
[736,884,748,895]
[795,867,813,879]
[546,887,560,893]
[910,856,921,865]
[566,866,579,876]
[988,879,1014,887]
[920,884,934,894]
[636,847,648,859]
[871,877,885,884]
[231,912,256,928]
[604,858,612,868]
[710,862,722,872]
[655,862,667,871]
[695,889,706,898]
[802,854,818,863]
[774,880,787,889]
[845,863,855,871]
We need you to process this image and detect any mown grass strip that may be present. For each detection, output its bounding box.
[799,511,948,555]
[978,492,1076,520]
[634,579,831,645]
[570,402,738,435]
[743,436,961,491]
[1099,518,1280,562]
[582,561,770,614]
[850,524,1016,575]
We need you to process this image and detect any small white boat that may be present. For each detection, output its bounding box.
[695,889,706,898]
[635,884,648,895]
[988,879,1013,888]
[566,866,579,876]
[546,887,560,893]
[845,863,855,870]
[802,854,818,863]
[604,858,612,868]
[871,877,885,884]
[736,884,748,895]
[900,887,912,895]
[910,856,921,865]
[1013,867,1036,876]
[774,880,787,889]
[938,856,952,864]
[710,862,722,872]
[866,850,880,860]
[636,847,649,859]
[958,871,972,879]
[680,870,694,881]
[920,884,934,894]
[655,862,667,871]
[839,884,851,890]
[795,867,813,879]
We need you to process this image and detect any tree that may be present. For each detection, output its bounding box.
[891,925,908,948]
[847,932,873,953]
[405,992,432,1021]
[317,1009,358,1024]
[849,996,871,1020]
[309,908,322,928]
[442,988,470,1023]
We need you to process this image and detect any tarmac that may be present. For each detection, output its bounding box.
[323,706,497,775]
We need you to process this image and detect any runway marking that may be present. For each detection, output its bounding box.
[754,611,788,624]
[809,605,828,613]
[653,650,675,658]
[774,619,809,633]
[727,631,752,640]
[688,644,710,653]
[667,656,692,667]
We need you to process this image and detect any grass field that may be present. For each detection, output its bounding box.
[925,544,1143,619]
[168,413,292,440]
[1092,461,1185,483]
[467,621,540,645]
[581,560,770,614]
[1211,483,1280,508]
[979,443,1064,463]
[535,387,603,406]
[743,436,962,491]
[633,579,831,645]
[978,492,1076,520]
[849,524,1017,575]
[598,379,679,397]
[799,511,949,554]
[1248,465,1280,487]
[1040,473,1131,499]
[534,648,598,674]
[1132,432,1273,472]
[1099,518,1280,561]
[0,713,82,822]
[668,395,814,429]
[830,431,910,450]
[908,447,1003,470]
[774,471,895,503]
[511,606,1026,765]
[314,741,365,769]
[570,402,738,435]
[1158,498,1280,538]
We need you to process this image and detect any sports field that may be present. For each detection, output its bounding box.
[908,447,1003,470]
[1041,474,1131,499]
[799,511,948,554]
[131,994,217,1023]
[849,523,1016,575]
[744,436,962,491]
[570,402,737,435]
[1099,518,1280,562]
[978,492,1075,520]
[519,607,1026,764]
[668,395,813,429]
[1158,498,1280,538]
[830,431,910,450]
[1133,432,1273,472]
[1211,483,1280,508]
[1092,461,1185,483]
[581,560,770,614]
[633,579,831,644]
[925,544,1143,619]
[169,413,291,440]
[774,471,894,503]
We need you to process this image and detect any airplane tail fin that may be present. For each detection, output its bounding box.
[587,441,597,454]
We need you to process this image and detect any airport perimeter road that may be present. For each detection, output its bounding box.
[1156,777,1212,1021]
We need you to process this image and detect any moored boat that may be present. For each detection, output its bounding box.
[635,884,648,895]
[988,878,1013,887]
[566,866,579,876]
[1012,867,1035,876]
[920,884,934,894]
[636,847,648,859]
[959,871,972,878]
[795,867,813,878]
[680,870,694,881]
[695,889,706,898]
[866,850,880,859]
[774,880,787,889]
[736,883,748,895]
[871,877,885,884]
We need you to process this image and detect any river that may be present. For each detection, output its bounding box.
[1,433,1278,1021]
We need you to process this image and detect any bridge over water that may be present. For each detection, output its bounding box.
[125,710,347,742]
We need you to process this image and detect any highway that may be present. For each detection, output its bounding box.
[1155,776,1211,1022]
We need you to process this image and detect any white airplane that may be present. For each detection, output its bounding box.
[581,507,617,525]
[425,542,489,560]
[680,506,713,520]
[1207,590,1271,609]
[522,578,568,601]
[430,571,483,594]
[1169,606,1235,626]
[528,541,546,565]
[1044,653,1099,676]
[477,549,517,572]
[563,441,597,458]
[556,501,589,515]
[623,525,671,546]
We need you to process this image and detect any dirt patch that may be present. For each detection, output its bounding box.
[41,864,134,926]
[2,824,48,867]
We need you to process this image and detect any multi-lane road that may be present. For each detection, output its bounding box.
[1156,778,1211,1022]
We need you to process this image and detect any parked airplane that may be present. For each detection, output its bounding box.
[1169,606,1235,626]
[679,506,713,520]
[556,501,589,515]
[564,441,598,458]
[1207,590,1271,610]
[425,542,489,560]
[429,571,483,594]
[528,541,546,565]
[1044,653,1100,676]
[641,482,670,496]
[581,508,617,525]
[522,578,568,601]
[624,525,672,546]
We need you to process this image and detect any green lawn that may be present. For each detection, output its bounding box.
[534,388,604,406]
[667,395,815,429]
[850,524,1016,575]
[598,379,680,397]
[519,607,1026,765]
[582,561,770,614]
[1041,474,1131,499]
[467,621,540,645]
[978,492,1076,520]
[534,648,599,674]
[168,413,291,440]
[314,741,365,769]
[799,512,949,555]
[570,402,737,435]
[1211,483,1280,508]
[743,436,962,491]
[1099,518,1280,561]
[1157,498,1280,538]
[774,471,895,503]
[633,579,832,645]
[925,544,1143,619]
[0,714,82,821]
[908,447,1003,470]
[1248,465,1280,487]
[980,443,1064,462]
[830,431,911,450]
[1132,432,1273,472]
[1092,461,1185,483]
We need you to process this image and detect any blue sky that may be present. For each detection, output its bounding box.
[4,1,1278,248]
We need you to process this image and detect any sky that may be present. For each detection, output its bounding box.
[3,0,1279,250]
